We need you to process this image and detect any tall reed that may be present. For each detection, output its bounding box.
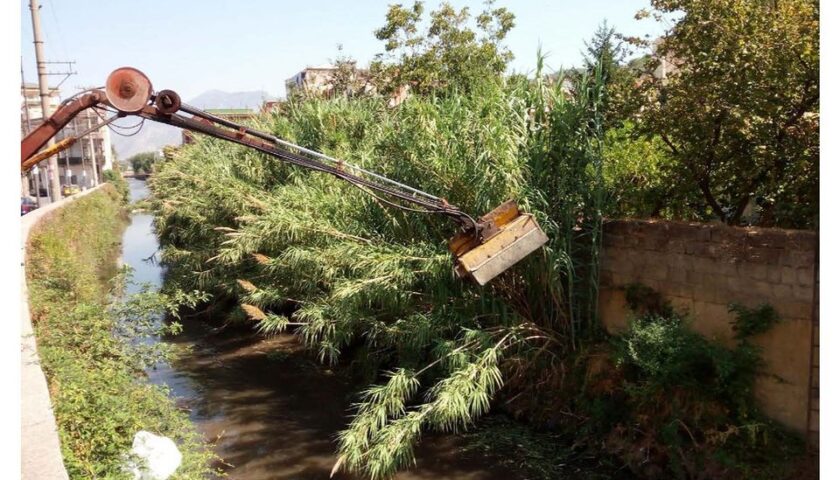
[149,59,608,478]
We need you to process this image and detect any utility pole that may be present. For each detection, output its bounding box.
[29,0,61,202]
[87,112,100,186]
[21,62,32,198]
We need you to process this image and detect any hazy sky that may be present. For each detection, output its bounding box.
[20,0,668,100]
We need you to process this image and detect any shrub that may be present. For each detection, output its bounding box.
[102,167,129,203]
[591,289,802,478]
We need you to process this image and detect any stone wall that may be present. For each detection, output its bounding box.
[598,219,817,434]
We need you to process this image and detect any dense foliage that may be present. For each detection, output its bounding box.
[150,64,607,477]
[26,186,217,479]
[102,165,130,202]
[145,1,816,477]
[595,294,800,479]
[128,151,160,175]
[369,1,515,96]
[634,0,819,227]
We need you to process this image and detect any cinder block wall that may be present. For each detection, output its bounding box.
[598,219,817,434]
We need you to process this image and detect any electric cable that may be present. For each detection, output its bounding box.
[92,106,146,137]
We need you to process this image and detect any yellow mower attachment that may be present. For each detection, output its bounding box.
[448,200,549,285]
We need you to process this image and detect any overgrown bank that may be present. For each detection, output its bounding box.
[151,70,605,478]
[25,184,215,479]
[144,1,816,476]
[149,70,808,478]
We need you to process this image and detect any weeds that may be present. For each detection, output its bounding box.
[26,185,217,479]
[586,288,803,478]
[102,166,130,203]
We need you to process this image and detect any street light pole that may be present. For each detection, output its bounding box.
[29,0,62,202]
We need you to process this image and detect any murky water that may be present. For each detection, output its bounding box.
[120,179,516,480]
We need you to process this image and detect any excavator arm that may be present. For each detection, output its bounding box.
[21,91,108,170]
[20,67,548,285]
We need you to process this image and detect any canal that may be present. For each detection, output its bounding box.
[120,178,515,480]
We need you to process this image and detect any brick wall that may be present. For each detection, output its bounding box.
[599,219,817,434]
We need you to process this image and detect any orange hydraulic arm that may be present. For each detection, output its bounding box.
[21,91,108,171]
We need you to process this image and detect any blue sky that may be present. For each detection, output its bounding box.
[21,0,668,101]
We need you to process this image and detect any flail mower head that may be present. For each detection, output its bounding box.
[448,200,549,285]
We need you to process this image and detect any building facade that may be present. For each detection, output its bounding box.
[285,65,340,97]
[21,83,114,199]
[54,108,114,188]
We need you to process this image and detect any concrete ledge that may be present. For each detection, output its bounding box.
[21,185,106,480]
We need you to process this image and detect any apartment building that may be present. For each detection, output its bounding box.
[285,65,340,97]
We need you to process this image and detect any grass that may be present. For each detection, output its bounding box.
[25,184,217,479]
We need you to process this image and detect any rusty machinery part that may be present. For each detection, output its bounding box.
[105,67,153,113]
[154,89,181,115]
[20,91,108,167]
[176,102,442,204]
[21,113,119,171]
[140,107,476,228]
[448,200,548,285]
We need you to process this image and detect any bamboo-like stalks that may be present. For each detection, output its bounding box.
[149,54,609,479]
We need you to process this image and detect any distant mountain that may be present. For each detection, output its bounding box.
[187,90,275,110]
[110,90,276,160]
[110,119,181,161]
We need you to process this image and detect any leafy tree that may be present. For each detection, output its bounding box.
[128,151,159,175]
[328,44,367,98]
[369,0,515,96]
[580,21,638,124]
[602,121,703,219]
[583,21,626,82]
[636,0,819,227]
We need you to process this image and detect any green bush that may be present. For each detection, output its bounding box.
[602,122,703,220]
[102,168,129,203]
[592,291,803,479]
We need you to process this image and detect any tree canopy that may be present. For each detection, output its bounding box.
[128,151,160,175]
[369,0,515,95]
[635,0,819,227]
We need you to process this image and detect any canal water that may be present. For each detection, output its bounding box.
[121,178,515,480]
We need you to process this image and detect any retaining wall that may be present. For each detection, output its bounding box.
[598,218,817,434]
